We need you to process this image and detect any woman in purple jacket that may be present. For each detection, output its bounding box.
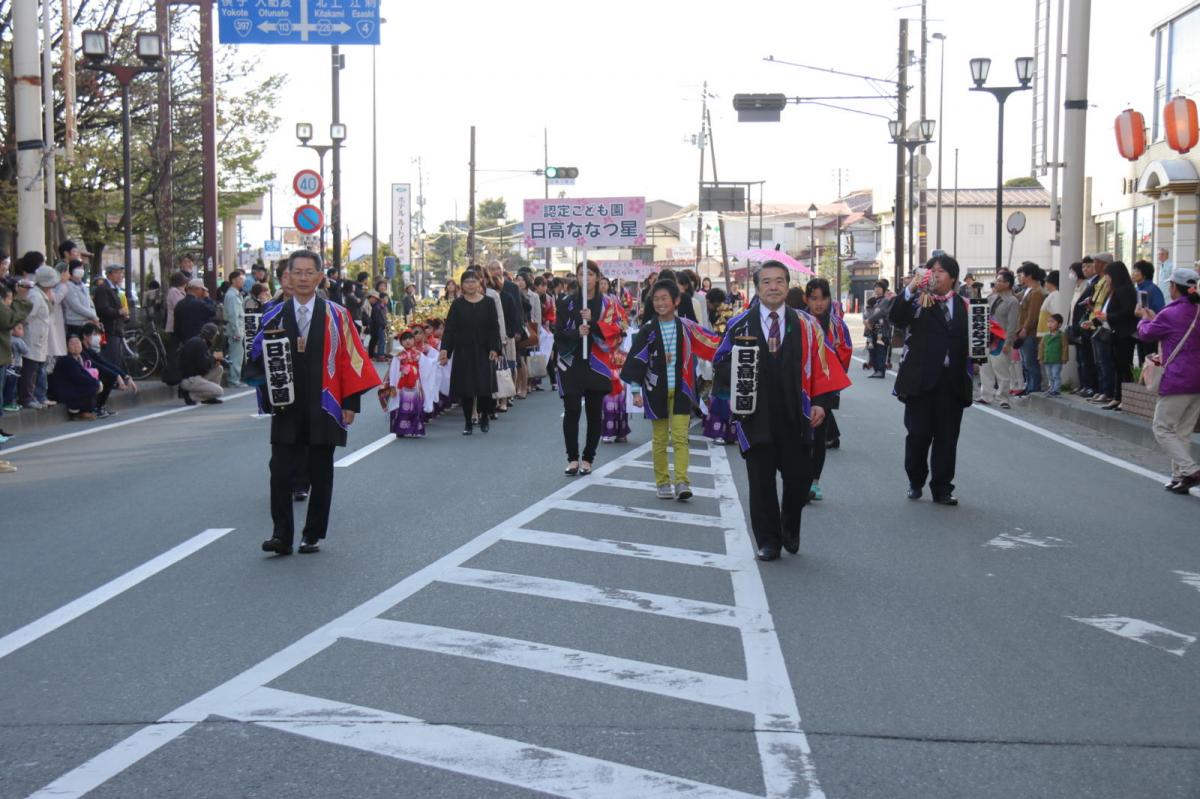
[1136,267,1200,494]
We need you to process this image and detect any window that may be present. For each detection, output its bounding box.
[631,246,654,263]
[968,223,985,236]
[1152,6,1200,140]
[749,228,773,246]
[1134,206,1153,264]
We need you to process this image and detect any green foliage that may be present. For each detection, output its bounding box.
[1003,176,1043,188]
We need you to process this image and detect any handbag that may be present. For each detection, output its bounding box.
[1142,307,1200,394]
[493,359,516,399]
[528,353,548,378]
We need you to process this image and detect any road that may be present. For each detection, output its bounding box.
[1,363,1197,798]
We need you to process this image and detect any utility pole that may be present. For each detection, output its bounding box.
[834,168,844,304]
[1059,0,1091,289]
[695,81,708,273]
[467,126,476,264]
[544,127,551,272]
[894,19,909,288]
[705,108,731,290]
[331,45,344,274]
[918,0,929,265]
[199,0,218,289]
[414,156,425,294]
[41,0,58,247]
[953,147,959,255]
[370,47,378,277]
[13,0,44,256]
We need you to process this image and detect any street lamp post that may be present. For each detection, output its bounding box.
[932,32,946,250]
[889,119,936,274]
[969,56,1034,269]
[807,203,818,275]
[296,123,346,260]
[81,30,163,316]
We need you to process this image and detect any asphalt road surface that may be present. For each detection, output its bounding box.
[2,365,1197,798]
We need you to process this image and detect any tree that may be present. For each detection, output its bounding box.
[425,222,466,283]
[1003,176,1043,188]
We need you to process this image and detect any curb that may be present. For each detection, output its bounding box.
[0,380,181,437]
[1025,391,1200,462]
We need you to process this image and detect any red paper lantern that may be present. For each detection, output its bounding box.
[1114,108,1147,161]
[1164,95,1199,155]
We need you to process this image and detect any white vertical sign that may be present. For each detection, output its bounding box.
[391,183,412,268]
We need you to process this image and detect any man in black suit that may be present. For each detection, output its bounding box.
[889,253,973,506]
[258,250,378,556]
[714,261,848,561]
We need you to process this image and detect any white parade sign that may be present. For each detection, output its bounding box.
[598,260,654,281]
[522,196,646,250]
[391,183,412,268]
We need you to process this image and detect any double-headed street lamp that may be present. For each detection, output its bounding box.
[969,56,1034,270]
[889,119,936,275]
[296,122,346,265]
[81,30,163,315]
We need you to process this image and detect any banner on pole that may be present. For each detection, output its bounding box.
[523,197,646,249]
[597,260,654,281]
[391,184,411,268]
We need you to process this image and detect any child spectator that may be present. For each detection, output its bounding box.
[620,279,721,501]
[1039,313,1069,397]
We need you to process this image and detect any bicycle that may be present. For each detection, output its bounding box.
[122,320,167,380]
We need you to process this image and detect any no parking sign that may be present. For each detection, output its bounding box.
[294,205,323,235]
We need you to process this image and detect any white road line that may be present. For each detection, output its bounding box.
[333,433,396,467]
[221,687,760,799]
[0,528,235,661]
[436,565,749,627]
[1068,615,1197,657]
[851,355,1200,496]
[1174,570,1200,594]
[500,528,740,571]
[345,618,758,712]
[1,391,256,455]
[555,498,728,527]
[591,475,720,498]
[627,461,718,475]
[709,444,825,798]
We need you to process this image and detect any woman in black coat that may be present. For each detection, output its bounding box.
[439,270,501,434]
[1096,260,1138,410]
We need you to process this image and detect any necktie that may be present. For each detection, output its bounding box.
[938,300,950,323]
[768,311,781,354]
[297,304,310,339]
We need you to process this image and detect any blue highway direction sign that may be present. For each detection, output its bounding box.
[218,0,381,46]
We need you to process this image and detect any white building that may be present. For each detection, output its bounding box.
[922,187,1056,280]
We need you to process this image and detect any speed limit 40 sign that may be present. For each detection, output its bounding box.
[293,169,322,199]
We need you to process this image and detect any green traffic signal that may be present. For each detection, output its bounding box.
[543,166,578,180]
[545,166,559,179]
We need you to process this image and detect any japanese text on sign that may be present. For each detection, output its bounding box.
[263,336,295,408]
[731,343,759,417]
[245,313,263,341]
[598,260,654,281]
[523,196,646,249]
[968,298,989,363]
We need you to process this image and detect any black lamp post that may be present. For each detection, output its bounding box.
[81,30,163,316]
[296,122,346,262]
[969,56,1034,269]
[889,119,936,274]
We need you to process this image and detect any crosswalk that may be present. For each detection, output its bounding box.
[32,438,824,799]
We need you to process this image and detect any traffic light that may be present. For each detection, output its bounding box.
[732,93,787,122]
[543,166,578,179]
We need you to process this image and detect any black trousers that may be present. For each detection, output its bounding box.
[1113,336,1136,402]
[903,368,965,498]
[811,408,836,481]
[461,395,494,425]
[744,431,813,552]
[1075,332,1096,391]
[270,443,334,545]
[562,390,605,462]
[97,371,116,410]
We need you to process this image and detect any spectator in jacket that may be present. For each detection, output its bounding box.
[1093,261,1138,411]
[174,279,216,344]
[864,281,893,377]
[47,334,101,420]
[93,264,129,366]
[402,283,417,320]
[367,291,389,361]
[62,260,99,339]
[1083,252,1115,402]
[53,239,85,275]
[0,282,32,420]
[1136,267,1200,493]
[977,269,1021,407]
[18,266,60,409]
[80,322,136,417]
[223,269,247,386]
[1069,259,1097,396]
[1015,262,1046,394]
[0,250,13,293]
[179,322,224,404]
[1133,260,1166,365]
[1038,314,1070,396]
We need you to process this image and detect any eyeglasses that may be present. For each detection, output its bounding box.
[290,270,320,278]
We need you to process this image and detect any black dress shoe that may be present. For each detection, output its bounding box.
[479,419,490,433]
[906,485,922,500]
[782,532,800,555]
[261,538,292,555]
[826,438,840,450]
[463,425,473,435]
[755,547,780,561]
[298,539,321,554]
[932,494,959,506]
[292,488,309,502]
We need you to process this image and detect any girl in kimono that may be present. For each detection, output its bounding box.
[804,279,853,500]
[381,330,426,438]
[600,291,632,444]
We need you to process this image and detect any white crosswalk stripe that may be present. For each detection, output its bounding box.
[32,438,824,799]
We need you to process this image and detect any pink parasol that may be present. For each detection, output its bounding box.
[733,248,815,275]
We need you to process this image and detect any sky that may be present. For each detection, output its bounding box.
[228,0,1184,249]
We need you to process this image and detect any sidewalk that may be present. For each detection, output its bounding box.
[1019,389,1200,462]
[0,379,180,437]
